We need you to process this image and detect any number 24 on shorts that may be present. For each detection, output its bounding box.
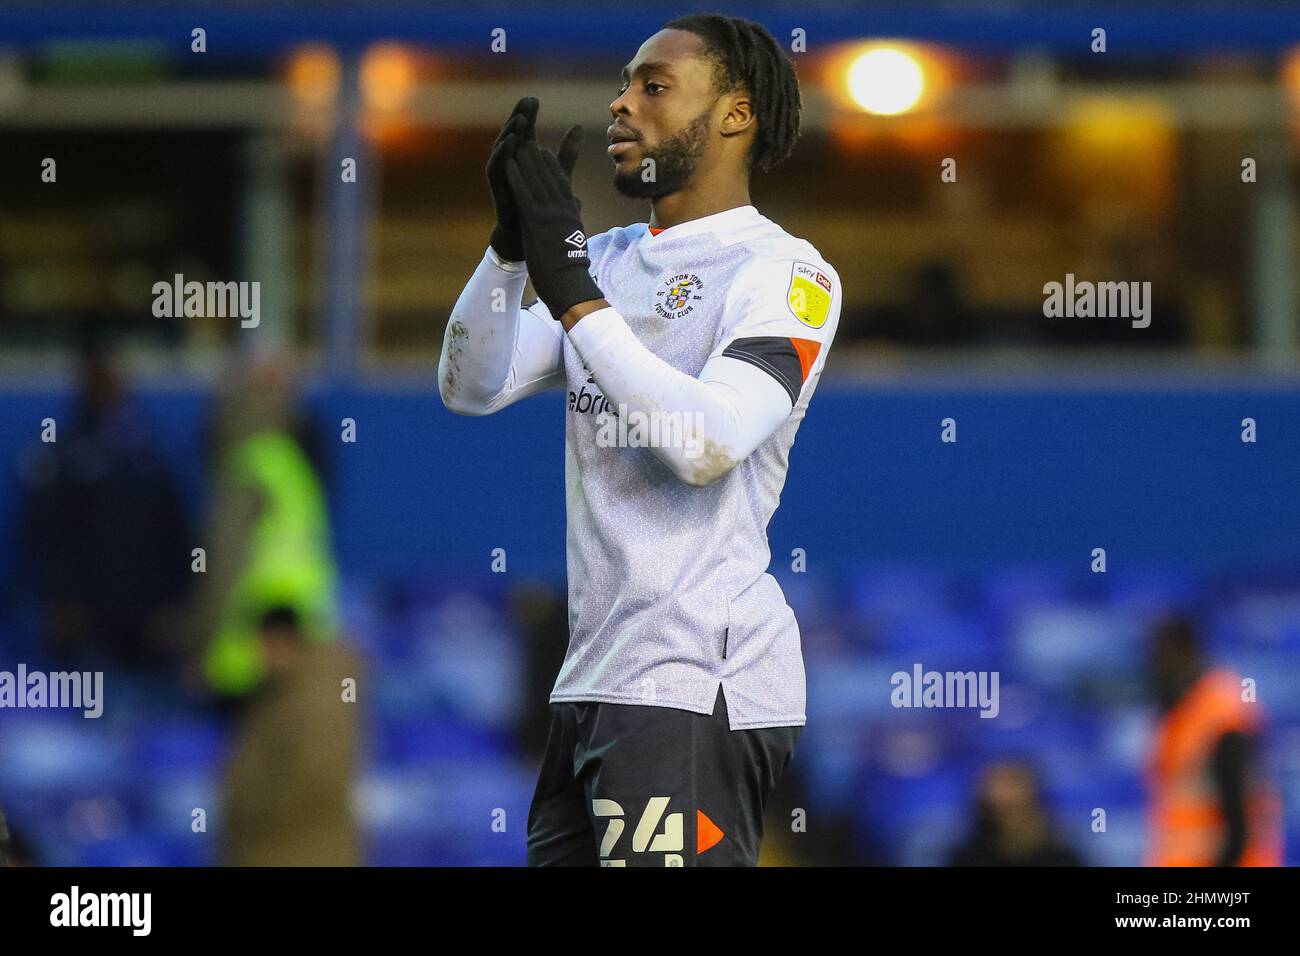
[591,797,684,867]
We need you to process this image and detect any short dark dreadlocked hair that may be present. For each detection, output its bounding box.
[661,13,802,173]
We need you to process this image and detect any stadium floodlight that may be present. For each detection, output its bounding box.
[847,46,926,115]
[286,43,341,110]
[361,42,417,114]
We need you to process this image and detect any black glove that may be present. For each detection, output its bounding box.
[486,97,539,262]
[487,98,583,263]
[506,130,603,320]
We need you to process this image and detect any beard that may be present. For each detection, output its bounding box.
[613,104,714,199]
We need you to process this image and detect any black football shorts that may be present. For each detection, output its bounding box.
[526,684,801,866]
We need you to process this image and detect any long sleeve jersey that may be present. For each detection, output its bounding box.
[439,204,841,728]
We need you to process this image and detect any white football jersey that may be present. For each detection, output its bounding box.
[551,204,841,729]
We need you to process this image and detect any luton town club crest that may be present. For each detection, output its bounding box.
[654,272,705,320]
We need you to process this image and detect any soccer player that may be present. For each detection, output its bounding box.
[439,13,841,866]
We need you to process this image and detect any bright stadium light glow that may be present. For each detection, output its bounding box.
[1283,45,1300,110]
[286,44,341,109]
[361,43,417,113]
[846,47,926,115]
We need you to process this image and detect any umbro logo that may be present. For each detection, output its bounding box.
[564,230,588,259]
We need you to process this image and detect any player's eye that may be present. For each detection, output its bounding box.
[616,80,665,97]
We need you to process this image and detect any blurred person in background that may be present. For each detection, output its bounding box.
[195,350,339,700]
[17,327,193,672]
[510,582,573,763]
[947,761,1083,866]
[1,831,37,867]
[0,804,35,866]
[1145,616,1283,866]
[221,605,361,866]
[871,262,976,347]
[757,764,889,866]
[0,804,10,866]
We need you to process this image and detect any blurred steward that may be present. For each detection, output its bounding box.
[948,761,1083,866]
[195,351,338,698]
[18,329,193,670]
[222,605,361,866]
[1145,616,1283,866]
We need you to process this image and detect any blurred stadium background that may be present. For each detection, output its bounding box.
[2,0,1300,865]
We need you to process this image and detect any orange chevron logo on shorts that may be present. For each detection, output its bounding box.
[697,809,724,854]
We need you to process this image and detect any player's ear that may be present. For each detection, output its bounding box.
[720,95,756,139]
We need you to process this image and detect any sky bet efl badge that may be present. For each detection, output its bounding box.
[787,261,833,329]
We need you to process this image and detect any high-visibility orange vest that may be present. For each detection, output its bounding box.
[1147,669,1283,866]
